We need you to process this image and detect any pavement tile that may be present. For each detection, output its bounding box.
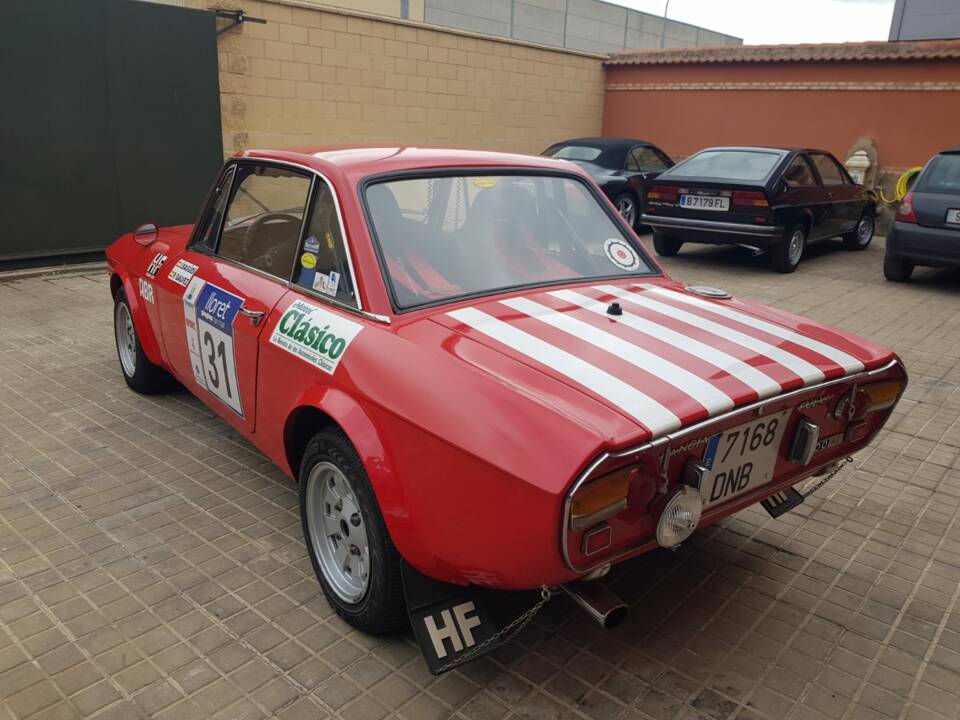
[0,246,958,719]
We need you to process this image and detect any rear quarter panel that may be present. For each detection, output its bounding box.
[253,292,609,587]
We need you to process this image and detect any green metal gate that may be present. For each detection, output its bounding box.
[0,0,223,263]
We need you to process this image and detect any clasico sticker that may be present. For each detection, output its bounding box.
[304,235,321,253]
[603,238,641,272]
[301,252,317,270]
[270,299,363,375]
[473,177,497,189]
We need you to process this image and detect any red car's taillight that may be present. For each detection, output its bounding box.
[732,190,770,208]
[646,185,678,202]
[896,191,917,223]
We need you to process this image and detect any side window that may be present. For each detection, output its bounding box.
[292,182,357,308]
[195,166,236,252]
[783,156,817,188]
[218,164,312,277]
[626,147,668,172]
[811,154,846,186]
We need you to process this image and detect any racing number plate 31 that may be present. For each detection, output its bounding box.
[183,278,244,417]
[700,410,790,509]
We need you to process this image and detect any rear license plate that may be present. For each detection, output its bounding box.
[680,195,729,211]
[946,209,960,225]
[700,411,790,509]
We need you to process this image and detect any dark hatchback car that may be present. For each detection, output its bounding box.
[543,137,674,229]
[885,148,960,282]
[641,147,876,273]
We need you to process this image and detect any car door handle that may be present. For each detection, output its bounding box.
[238,308,266,326]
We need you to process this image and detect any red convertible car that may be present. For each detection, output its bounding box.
[107,147,905,671]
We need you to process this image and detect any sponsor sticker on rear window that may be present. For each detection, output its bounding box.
[270,300,363,375]
[603,238,640,271]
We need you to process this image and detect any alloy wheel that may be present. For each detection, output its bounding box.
[115,302,137,377]
[787,229,805,266]
[305,461,370,603]
[617,196,636,226]
[856,215,874,246]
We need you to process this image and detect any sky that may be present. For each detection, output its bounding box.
[617,0,897,45]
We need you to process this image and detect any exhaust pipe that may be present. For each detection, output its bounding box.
[561,581,628,629]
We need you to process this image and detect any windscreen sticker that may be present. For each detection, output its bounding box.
[474,178,496,189]
[183,278,244,416]
[301,252,317,269]
[604,238,641,272]
[304,235,321,253]
[312,271,340,297]
[270,299,363,375]
[168,259,199,287]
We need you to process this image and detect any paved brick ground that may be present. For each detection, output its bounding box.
[1,236,959,720]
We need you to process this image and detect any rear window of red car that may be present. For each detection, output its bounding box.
[363,173,658,310]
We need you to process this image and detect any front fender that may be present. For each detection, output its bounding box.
[110,267,164,367]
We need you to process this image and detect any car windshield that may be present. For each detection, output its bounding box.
[918,154,960,195]
[364,174,657,310]
[546,145,604,163]
[667,150,783,182]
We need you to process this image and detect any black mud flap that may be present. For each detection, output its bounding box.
[761,486,805,518]
[402,561,509,675]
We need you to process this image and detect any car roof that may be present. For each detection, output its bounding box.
[939,146,960,155]
[693,146,834,156]
[546,137,659,151]
[239,146,578,180]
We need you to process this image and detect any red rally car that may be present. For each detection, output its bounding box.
[107,147,906,672]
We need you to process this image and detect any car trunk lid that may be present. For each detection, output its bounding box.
[913,191,960,230]
[645,179,774,227]
[430,279,895,445]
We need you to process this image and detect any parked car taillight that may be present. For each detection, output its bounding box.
[732,190,770,208]
[896,192,917,224]
[646,185,678,202]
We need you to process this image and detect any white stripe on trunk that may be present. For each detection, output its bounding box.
[550,289,783,398]
[448,306,680,434]
[596,285,825,384]
[501,296,734,415]
[637,285,865,373]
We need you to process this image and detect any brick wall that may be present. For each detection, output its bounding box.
[188,0,605,156]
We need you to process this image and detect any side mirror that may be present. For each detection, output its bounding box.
[133,223,159,246]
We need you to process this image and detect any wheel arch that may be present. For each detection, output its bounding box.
[283,388,419,565]
[110,269,164,366]
[283,388,408,521]
[796,208,814,236]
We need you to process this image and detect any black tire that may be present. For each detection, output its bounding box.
[299,428,406,634]
[843,212,875,250]
[770,223,806,273]
[113,290,169,394]
[883,255,914,282]
[653,232,683,257]
[613,191,638,229]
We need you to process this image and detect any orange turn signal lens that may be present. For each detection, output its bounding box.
[570,468,633,530]
[861,380,903,412]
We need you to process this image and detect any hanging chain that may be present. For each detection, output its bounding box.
[800,456,853,499]
[433,586,556,673]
